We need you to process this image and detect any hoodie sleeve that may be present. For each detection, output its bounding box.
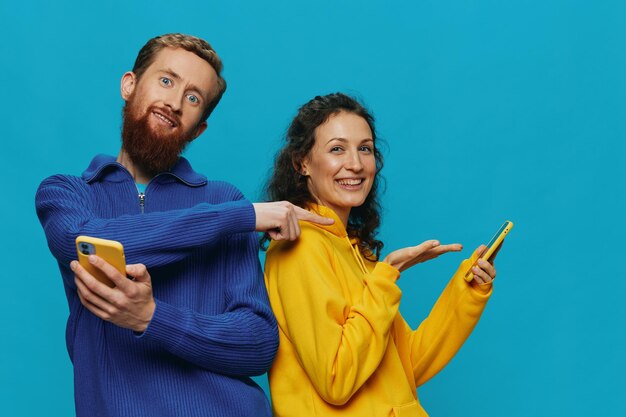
[403,258,492,387]
[264,224,402,406]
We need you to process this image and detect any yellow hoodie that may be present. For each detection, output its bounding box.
[264,205,492,417]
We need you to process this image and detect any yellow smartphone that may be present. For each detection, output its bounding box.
[76,236,126,288]
[464,220,514,282]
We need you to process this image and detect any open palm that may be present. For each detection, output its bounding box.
[383,240,463,273]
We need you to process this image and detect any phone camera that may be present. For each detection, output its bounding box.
[79,242,94,255]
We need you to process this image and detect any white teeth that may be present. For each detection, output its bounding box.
[337,179,363,186]
[154,112,174,126]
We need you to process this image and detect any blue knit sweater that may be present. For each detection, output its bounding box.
[35,154,278,417]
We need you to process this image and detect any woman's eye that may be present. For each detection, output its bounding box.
[359,145,373,153]
[330,146,343,153]
[160,77,172,86]
[187,94,199,104]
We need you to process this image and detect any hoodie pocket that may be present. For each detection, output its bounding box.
[392,400,429,417]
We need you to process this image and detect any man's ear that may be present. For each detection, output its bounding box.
[120,72,136,100]
[190,121,208,141]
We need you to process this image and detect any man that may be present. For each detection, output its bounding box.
[35,33,331,417]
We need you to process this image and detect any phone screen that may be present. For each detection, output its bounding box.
[485,221,510,250]
[464,220,513,282]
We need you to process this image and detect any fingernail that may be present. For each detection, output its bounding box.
[88,255,97,264]
[478,260,486,266]
[472,266,480,273]
[432,241,439,247]
[70,261,77,270]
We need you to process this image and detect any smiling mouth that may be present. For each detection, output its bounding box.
[151,110,178,128]
[336,178,364,188]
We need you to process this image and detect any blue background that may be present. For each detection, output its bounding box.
[2,0,625,415]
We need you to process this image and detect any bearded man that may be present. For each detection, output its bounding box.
[35,33,330,417]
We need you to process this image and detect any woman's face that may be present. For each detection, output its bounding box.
[301,111,377,225]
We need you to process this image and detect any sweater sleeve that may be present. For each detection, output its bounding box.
[35,175,255,285]
[405,258,492,387]
[265,226,401,406]
[138,231,279,376]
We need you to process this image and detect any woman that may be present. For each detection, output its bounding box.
[263,93,498,417]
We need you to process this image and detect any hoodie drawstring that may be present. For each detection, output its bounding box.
[347,236,369,276]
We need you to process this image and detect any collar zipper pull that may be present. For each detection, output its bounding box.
[138,192,145,214]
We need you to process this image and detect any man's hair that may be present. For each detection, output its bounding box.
[132,33,227,120]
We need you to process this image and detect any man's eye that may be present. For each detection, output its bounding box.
[187,94,199,104]
[160,77,172,86]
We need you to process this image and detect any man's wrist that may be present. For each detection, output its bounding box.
[134,299,156,333]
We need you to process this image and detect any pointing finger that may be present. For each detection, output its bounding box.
[290,209,301,240]
[294,206,334,225]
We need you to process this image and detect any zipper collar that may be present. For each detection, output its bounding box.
[81,154,208,187]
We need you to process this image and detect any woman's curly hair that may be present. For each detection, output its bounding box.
[262,93,385,260]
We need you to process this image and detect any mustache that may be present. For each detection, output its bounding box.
[147,105,181,128]
[121,102,191,176]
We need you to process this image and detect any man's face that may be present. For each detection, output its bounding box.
[120,47,218,175]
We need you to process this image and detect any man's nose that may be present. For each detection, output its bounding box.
[163,89,184,112]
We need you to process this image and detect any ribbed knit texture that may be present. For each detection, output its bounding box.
[35,154,278,417]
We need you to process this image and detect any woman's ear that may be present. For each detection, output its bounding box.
[120,72,136,100]
[292,156,309,176]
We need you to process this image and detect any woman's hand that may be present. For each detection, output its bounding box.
[469,243,501,285]
[383,240,463,273]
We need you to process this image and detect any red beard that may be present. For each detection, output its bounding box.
[121,99,196,177]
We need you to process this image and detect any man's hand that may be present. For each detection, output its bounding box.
[253,201,334,241]
[70,256,155,332]
[383,240,463,273]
